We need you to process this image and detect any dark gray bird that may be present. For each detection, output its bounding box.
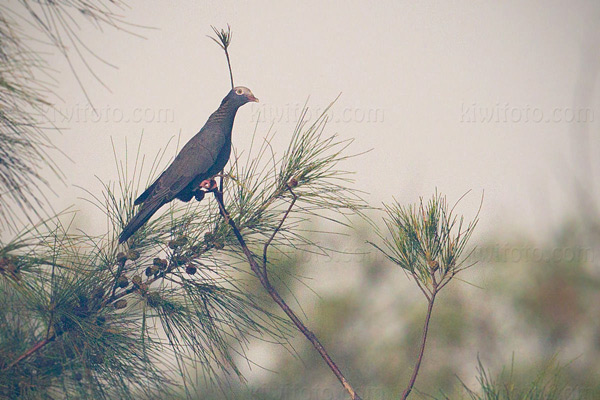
[119,86,258,243]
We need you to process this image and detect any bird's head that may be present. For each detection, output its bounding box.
[226,86,259,106]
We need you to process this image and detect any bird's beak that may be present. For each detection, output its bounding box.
[248,94,259,103]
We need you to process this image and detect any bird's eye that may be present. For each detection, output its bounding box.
[235,88,244,95]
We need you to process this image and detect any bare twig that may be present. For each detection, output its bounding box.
[212,190,362,400]
[224,45,234,89]
[412,275,431,302]
[401,289,437,400]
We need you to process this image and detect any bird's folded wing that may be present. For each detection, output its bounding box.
[135,169,166,205]
[136,133,224,205]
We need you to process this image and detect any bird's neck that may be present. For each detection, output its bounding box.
[206,98,240,135]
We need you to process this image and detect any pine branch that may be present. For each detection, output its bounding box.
[2,336,54,372]
[212,188,363,400]
[0,1,142,230]
[369,191,480,398]
[1,98,368,398]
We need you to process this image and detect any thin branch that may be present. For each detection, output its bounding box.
[437,270,456,292]
[401,291,437,400]
[2,336,55,372]
[224,45,234,89]
[262,185,298,275]
[212,190,362,400]
[412,275,431,302]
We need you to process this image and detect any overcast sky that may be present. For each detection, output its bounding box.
[18,0,600,242]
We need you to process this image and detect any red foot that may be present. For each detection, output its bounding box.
[200,178,218,191]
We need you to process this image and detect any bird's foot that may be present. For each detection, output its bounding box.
[188,179,218,202]
[200,178,218,191]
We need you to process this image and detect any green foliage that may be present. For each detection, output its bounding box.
[0,5,58,229]
[0,218,169,399]
[0,11,371,397]
[0,99,368,398]
[209,25,232,51]
[0,0,132,229]
[370,192,479,295]
[209,25,235,88]
[454,357,581,400]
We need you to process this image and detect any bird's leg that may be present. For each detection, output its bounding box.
[218,170,224,193]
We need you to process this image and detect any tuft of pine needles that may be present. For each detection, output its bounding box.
[0,5,58,230]
[0,214,171,399]
[370,191,480,296]
[453,356,577,400]
[0,0,140,230]
[208,25,234,89]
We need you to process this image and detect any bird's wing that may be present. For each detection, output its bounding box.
[136,130,226,205]
[134,169,166,205]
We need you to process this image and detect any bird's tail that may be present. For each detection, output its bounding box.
[119,201,163,243]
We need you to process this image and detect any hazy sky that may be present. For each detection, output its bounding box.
[19,0,600,241]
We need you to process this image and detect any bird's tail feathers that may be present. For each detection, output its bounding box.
[119,201,163,243]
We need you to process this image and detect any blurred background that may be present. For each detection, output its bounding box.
[5,0,600,398]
